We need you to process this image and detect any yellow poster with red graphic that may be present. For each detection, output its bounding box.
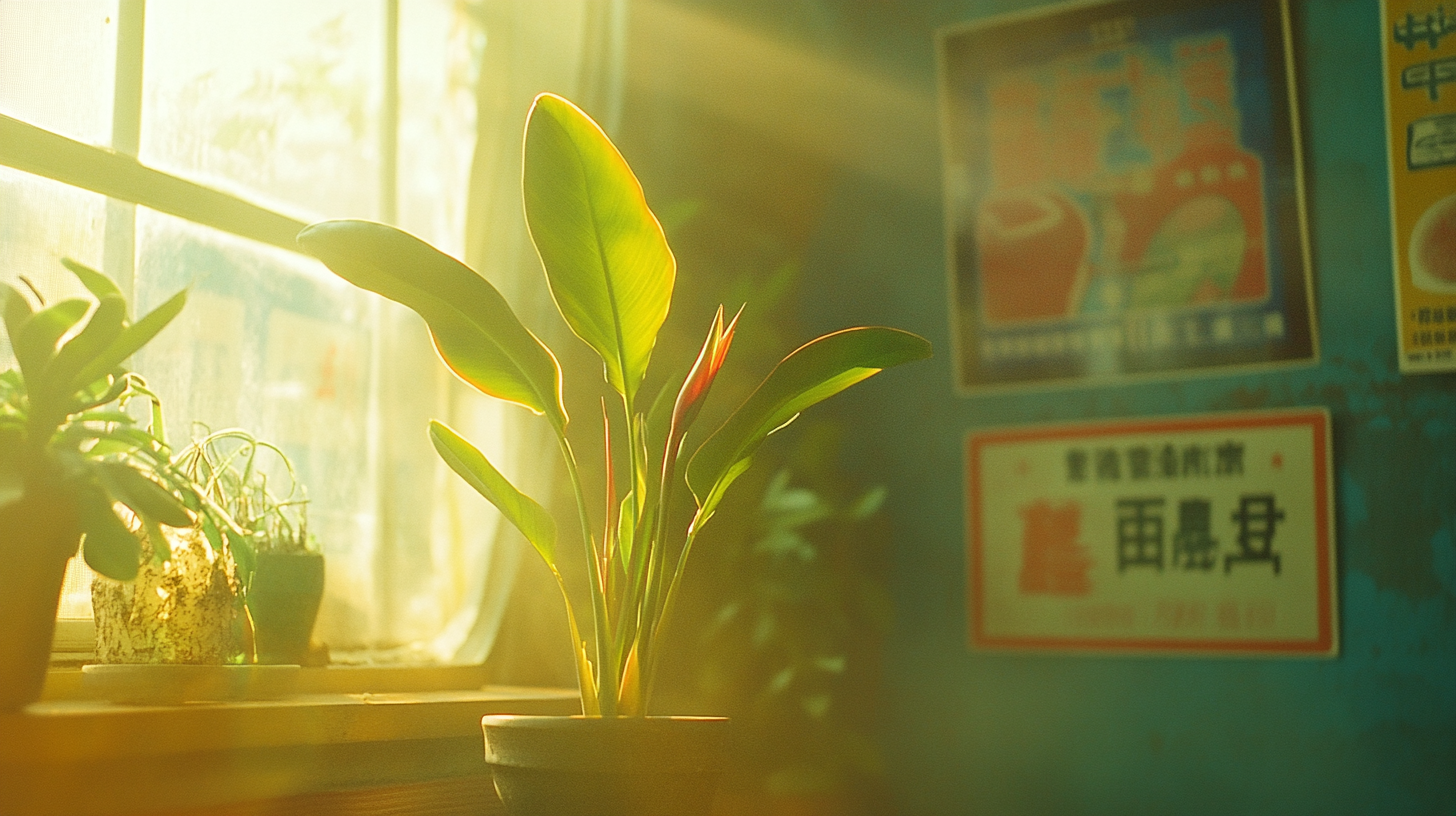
[966,409,1336,657]
[1383,1,1456,372]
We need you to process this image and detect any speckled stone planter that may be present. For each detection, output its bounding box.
[92,525,245,664]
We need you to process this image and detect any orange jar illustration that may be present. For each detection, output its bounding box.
[975,188,1091,323]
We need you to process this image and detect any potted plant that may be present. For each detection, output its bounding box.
[87,422,324,703]
[298,93,931,816]
[0,260,192,710]
[174,429,323,666]
[92,427,323,669]
[88,515,251,667]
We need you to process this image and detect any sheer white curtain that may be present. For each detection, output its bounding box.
[410,0,629,664]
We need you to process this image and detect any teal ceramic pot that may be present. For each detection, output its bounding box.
[245,552,324,665]
[482,715,730,816]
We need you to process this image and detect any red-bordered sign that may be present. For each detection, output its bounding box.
[966,408,1336,656]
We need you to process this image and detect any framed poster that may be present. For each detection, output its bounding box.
[965,409,1337,656]
[937,0,1317,392]
[1381,0,1456,372]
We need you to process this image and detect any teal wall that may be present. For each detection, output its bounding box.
[626,0,1454,812]
[771,1,1455,814]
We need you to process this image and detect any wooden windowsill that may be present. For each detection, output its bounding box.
[37,664,518,700]
[0,685,579,816]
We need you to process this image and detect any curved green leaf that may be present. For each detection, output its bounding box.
[76,410,135,425]
[14,298,91,390]
[96,461,193,528]
[429,420,557,567]
[229,527,255,579]
[523,93,674,400]
[78,488,141,581]
[61,258,124,305]
[2,283,35,345]
[690,455,752,532]
[70,372,132,414]
[298,220,567,427]
[686,327,931,515]
[69,289,188,393]
[45,294,125,399]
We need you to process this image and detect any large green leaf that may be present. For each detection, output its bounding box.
[13,298,91,390]
[44,294,126,401]
[298,220,567,427]
[2,283,35,345]
[429,420,557,568]
[523,93,674,401]
[61,259,124,305]
[96,461,193,528]
[68,374,134,416]
[68,289,188,393]
[686,327,931,517]
[78,487,141,581]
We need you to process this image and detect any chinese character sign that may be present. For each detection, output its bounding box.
[938,0,1315,391]
[966,409,1336,655]
[1382,0,1456,372]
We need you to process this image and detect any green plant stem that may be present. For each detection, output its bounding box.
[557,433,617,717]
[620,391,651,714]
[549,563,595,715]
[642,515,703,707]
[637,417,683,714]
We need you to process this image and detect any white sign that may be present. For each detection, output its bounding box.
[966,409,1336,656]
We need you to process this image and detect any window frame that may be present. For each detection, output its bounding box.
[1,0,490,685]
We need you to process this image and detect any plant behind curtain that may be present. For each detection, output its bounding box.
[0,0,625,664]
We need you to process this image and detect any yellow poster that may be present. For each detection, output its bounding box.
[966,409,1336,657]
[1383,1,1456,372]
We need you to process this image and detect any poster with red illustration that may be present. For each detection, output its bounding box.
[966,409,1337,656]
[938,0,1316,391]
[1381,0,1456,372]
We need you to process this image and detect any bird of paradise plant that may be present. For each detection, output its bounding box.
[298,93,930,716]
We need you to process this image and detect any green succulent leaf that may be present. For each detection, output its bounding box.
[14,298,91,390]
[62,258,124,304]
[70,373,132,414]
[78,488,142,581]
[298,220,567,428]
[45,294,126,400]
[69,288,187,393]
[686,327,931,518]
[429,419,557,568]
[229,528,255,579]
[523,93,675,401]
[75,410,135,425]
[110,425,167,451]
[2,283,35,345]
[200,511,225,550]
[96,461,193,528]
[141,517,171,565]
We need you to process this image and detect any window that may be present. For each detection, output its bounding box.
[1,0,623,667]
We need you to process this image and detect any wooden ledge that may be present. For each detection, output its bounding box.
[0,686,578,816]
